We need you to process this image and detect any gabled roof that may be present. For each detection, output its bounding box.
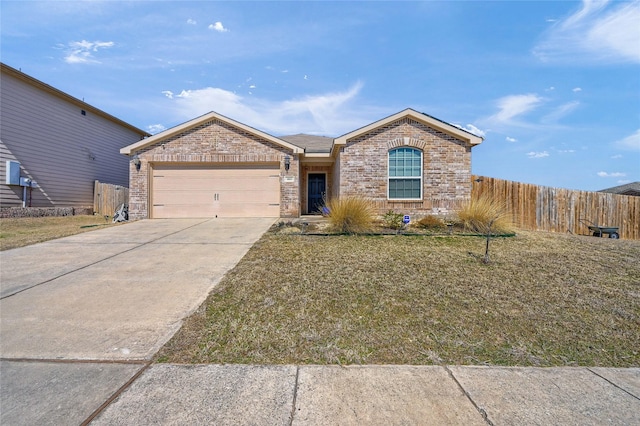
[598,182,640,196]
[120,111,304,155]
[1,62,150,138]
[333,108,483,155]
[280,134,334,153]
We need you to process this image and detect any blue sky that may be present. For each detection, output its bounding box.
[2,0,639,191]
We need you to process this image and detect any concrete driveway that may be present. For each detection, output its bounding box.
[0,218,274,424]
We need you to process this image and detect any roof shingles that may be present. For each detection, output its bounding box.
[279,134,334,153]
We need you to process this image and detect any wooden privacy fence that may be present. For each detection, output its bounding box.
[93,180,129,217]
[471,176,640,240]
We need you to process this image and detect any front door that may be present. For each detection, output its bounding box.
[307,173,326,214]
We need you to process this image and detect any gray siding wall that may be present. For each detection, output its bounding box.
[0,70,144,208]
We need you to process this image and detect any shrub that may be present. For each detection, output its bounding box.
[326,196,375,234]
[382,210,404,230]
[457,194,514,235]
[416,215,445,230]
[458,194,515,264]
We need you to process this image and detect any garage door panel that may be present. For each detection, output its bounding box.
[152,203,280,218]
[151,204,216,219]
[216,190,279,203]
[152,177,213,191]
[153,189,279,205]
[153,176,279,189]
[216,202,280,217]
[152,190,216,205]
[151,164,281,218]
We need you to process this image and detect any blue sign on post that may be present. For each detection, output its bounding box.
[403,215,410,224]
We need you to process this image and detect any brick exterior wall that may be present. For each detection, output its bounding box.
[335,117,473,217]
[128,119,299,219]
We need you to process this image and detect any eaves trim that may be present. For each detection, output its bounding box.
[120,111,304,155]
[332,108,483,155]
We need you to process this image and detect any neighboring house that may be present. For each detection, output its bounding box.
[598,182,640,197]
[0,63,149,209]
[120,108,482,219]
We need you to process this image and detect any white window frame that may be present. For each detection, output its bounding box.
[388,147,423,200]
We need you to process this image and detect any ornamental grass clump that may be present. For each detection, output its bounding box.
[457,194,514,235]
[326,196,375,234]
[416,214,446,230]
[457,193,515,263]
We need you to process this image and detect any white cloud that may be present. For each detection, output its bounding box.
[165,81,370,135]
[542,101,580,123]
[463,124,485,137]
[573,87,583,92]
[161,90,174,99]
[187,19,197,25]
[491,94,544,123]
[452,124,486,137]
[506,137,517,142]
[597,171,626,177]
[617,179,631,184]
[208,22,228,32]
[613,129,640,151]
[588,1,640,62]
[534,0,640,64]
[527,151,550,159]
[558,149,576,153]
[63,40,114,64]
[147,124,166,134]
[611,154,623,159]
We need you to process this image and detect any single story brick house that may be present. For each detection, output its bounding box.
[120,108,482,220]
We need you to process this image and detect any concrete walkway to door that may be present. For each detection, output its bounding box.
[0,218,275,424]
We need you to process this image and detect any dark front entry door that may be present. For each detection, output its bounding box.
[307,173,326,214]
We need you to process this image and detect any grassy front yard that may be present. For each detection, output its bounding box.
[158,230,640,367]
[0,215,114,251]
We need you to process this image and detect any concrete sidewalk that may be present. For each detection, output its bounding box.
[89,365,640,425]
[1,219,639,425]
[3,362,635,425]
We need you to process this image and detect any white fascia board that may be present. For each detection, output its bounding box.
[332,108,483,154]
[120,111,303,155]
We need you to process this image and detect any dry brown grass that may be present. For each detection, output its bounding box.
[158,230,640,367]
[0,215,113,250]
[325,196,376,234]
[457,193,514,234]
[416,215,446,231]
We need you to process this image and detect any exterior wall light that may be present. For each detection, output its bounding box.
[132,154,141,171]
[284,156,291,172]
